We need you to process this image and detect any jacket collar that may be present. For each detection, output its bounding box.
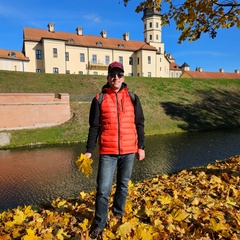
[102,82,127,93]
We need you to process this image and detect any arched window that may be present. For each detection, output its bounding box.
[118,43,125,48]
[67,38,75,44]
[96,41,103,46]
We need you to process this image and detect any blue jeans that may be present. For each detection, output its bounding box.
[93,153,135,231]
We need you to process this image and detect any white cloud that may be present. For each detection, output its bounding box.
[83,14,102,23]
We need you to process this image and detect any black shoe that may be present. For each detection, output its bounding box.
[89,228,102,239]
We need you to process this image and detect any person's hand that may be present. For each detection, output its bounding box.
[136,148,145,161]
[85,152,92,159]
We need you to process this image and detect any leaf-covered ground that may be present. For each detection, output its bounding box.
[0,156,239,240]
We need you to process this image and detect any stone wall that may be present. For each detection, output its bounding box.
[0,93,71,130]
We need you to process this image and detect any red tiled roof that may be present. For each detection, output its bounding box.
[23,27,157,52]
[170,62,182,71]
[182,70,240,79]
[0,49,29,61]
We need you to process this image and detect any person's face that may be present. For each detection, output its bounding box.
[107,68,124,92]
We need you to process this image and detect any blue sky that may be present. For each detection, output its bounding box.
[0,0,239,73]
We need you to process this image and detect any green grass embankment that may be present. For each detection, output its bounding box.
[0,70,239,148]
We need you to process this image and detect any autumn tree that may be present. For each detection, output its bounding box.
[121,0,240,43]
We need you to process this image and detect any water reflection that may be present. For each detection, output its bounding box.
[0,129,239,212]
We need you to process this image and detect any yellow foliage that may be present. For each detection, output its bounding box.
[57,200,67,208]
[80,191,87,199]
[124,200,133,215]
[235,213,240,225]
[76,153,93,177]
[103,229,116,239]
[56,228,70,240]
[13,209,26,224]
[22,228,42,240]
[0,155,240,239]
[210,218,228,232]
[159,194,172,204]
[43,232,54,240]
[116,222,134,238]
[12,227,22,238]
[79,218,89,231]
[172,209,189,221]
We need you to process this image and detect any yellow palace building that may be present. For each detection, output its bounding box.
[0,8,183,78]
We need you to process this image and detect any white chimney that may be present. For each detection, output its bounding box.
[234,69,239,74]
[100,30,107,38]
[76,26,83,36]
[123,32,130,41]
[47,23,55,32]
[196,67,202,72]
[219,68,224,73]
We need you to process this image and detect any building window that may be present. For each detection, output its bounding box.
[67,38,75,44]
[119,56,123,64]
[8,52,16,58]
[156,22,159,28]
[149,35,152,40]
[53,67,59,74]
[92,54,97,64]
[149,22,152,28]
[36,50,42,59]
[93,71,98,75]
[118,44,125,48]
[148,56,151,64]
[129,57,133,65]
[159,48,161,54]
[66,70,70,74]
[53,48,58,58]
[156,35,159,40]
[137,57,139,65]
[80,53,85,62]
[144,24,146,29]
[148,72,151,77]
[160,67,162,71]
[96,41,103,46]
[65,52,69,61]
[79,71,83,75]
[36,69,41,73]
[105,55,110,65]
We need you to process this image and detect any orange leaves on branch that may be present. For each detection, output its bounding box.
[76,153,93,178]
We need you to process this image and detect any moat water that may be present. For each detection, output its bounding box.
[0,128,239,212]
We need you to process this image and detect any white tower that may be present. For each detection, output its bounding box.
[141,6,170,77]
[142,6,164,54]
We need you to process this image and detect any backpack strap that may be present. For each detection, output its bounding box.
[97,92,105,104]
[128,92,135,105]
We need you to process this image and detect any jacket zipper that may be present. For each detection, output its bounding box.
[116,93,121,155]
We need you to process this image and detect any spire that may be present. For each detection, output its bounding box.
[142,4,161,21]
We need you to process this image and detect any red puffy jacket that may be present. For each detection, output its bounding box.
[98,87,137,155]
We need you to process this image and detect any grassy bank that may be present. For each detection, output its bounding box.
[0,70,239,148]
